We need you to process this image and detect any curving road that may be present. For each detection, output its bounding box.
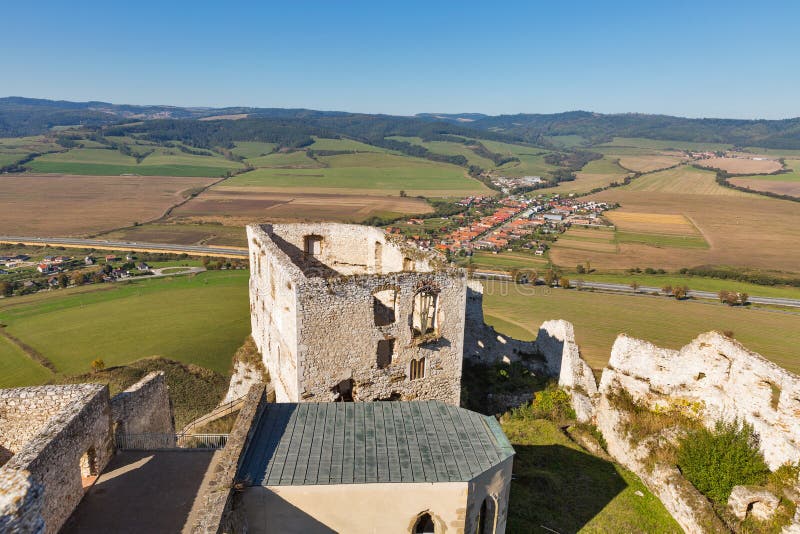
[0,235,248,258]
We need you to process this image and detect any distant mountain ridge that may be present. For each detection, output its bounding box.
[3,97,800,148]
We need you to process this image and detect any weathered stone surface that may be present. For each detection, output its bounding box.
[110,371,175,436]
[728,485,780,521]
[248,223,466,405]
[0,469,44,534]
[601,331,800,470]
[223,360,264,404]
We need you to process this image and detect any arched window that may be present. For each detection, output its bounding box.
[476,496,497,534]
[412,287,439,338]
[414,512,435,533]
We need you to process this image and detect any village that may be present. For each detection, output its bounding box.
[387,192,614,261]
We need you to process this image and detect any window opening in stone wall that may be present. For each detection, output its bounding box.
[412,289,439,338]
[376,338,395,369]
[373,289,397,326]
[304,235,323,256]
[403,257,415,271]
[410,357,425,380]
[80,446,99,489]
[414,512,435,533]
[477,496,497,534]
[332,378,355,402]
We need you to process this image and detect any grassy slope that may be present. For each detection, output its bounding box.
[307,136,388,152]
[388,136,496,168]
[502,417,681,533]
[0,271,249,379]
[231,141,277,159]
[60,357,229,429]
[480,280,800,372]
[0,334,53,387]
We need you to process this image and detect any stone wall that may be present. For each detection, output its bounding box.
[0,469,45,534]
[0,384,103,460]
[600,331,800,470]
[248,223,466,405]
[189,384,266,534]
[1,384,113,534]
[463,281,597,421]
[110,371,175,435]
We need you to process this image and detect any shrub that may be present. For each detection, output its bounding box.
[677,419,769,505]
[90,358,106,372]
[512,383,576,423]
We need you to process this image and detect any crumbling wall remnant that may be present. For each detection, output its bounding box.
[110,371,175,436]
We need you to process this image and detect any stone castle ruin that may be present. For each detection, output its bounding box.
[247,223,467,405]
[0,373,174,533]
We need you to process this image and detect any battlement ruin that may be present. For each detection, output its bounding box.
[247,223,467,405]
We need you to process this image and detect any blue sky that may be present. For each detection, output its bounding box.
[2,0,798,118]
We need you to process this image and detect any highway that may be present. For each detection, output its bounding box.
[0,236,248,258]
[471,271,800,308]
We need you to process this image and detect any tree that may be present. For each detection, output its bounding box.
[576,264,586,274]
[71,272,86,286]
[630,281,640,293]
[739,292,749,306]
[673,285,689,300]
[544,269,556,287]
[58,273,69,288]
[559,277,571,289]
[585,260,591,273]
[90,359,105,372]
[661,285,673,297]
[0,281,12,297]
[509,268,520,283]
[718,290,730,303]
[399,190,407,197]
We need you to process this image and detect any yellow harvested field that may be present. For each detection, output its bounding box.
[554,239,618,253]
[624,165,747,195]
[729,178,800,198]
[562,227,615,240]
[606,211,699,235]
[618,155,685,173]
[549,188,800,273]
[697,157,783,174]
[0,174,216,236]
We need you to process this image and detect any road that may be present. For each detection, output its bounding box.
[0,235,248,258]
[3,235,798,308]
[471,271,800,308]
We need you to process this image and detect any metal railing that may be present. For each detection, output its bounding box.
[181,394,248,434]
[116,432,229,451]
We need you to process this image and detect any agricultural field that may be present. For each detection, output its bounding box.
[0,174,217,236]
[245,150,320,168]
[388,136,496,169]
[0,335,53,388]
[623,165,743,195]
[552,156,630,194]
[480,140,559,178]
[696,157,783,174]
[617,154,685,173]
[728,159,800,198]
[100,222,248,247]
[550,169,800,274]
[27,146,243,177]
[172,188,433,224]
[553,227,618,254]
[466,250,549,271]
[480,280,800,373]
[222,151,487,196]
[0,270,250,384]
[231,141,277,159]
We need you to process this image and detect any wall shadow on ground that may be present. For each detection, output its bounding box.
[507,444,627,533]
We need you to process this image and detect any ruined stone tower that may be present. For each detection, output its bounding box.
[247,223,467,405]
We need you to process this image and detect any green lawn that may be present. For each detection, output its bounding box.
[0,271,250,380]
[224,152,486,195]
[615,231,709,249]
[468,251,549,270]
[480,280,800,372]
[573,273,800,300]
[0,335,53,387]
[502,417,681,533]
[580,156,628,175]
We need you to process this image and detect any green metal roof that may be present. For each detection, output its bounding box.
[239,401,514,486]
